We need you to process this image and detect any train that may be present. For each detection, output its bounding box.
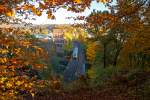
[72,47,78,59]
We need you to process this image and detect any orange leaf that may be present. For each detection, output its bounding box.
[39,2,47,9]
[5,9,15,17]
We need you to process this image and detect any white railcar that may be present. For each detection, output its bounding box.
[72,47,78,59]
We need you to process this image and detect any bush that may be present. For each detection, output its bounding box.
[63,76,89,91]
[143,79,150,100]
[89,66,120,87]
[39,64,52,80]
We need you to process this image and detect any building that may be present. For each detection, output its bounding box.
[52,28,65,54]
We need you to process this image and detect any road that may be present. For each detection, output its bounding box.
[64,41,86,82]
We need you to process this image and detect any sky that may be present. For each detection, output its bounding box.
[21,1,109,25]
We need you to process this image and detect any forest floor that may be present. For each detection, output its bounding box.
[29,70,149,100]
[34,87,138,100]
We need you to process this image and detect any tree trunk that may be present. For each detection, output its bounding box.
[104,43,106,68]
[113,47,122,66]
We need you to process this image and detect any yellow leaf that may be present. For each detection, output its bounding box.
[87,67,94,79]
[0,49,9,54]
[47,10,55,19]
[31,6,36,14]
[23,4,30,10]
[5,9,15,17]
[39,2,46,9]
[98,0,110,3]
[74,0,81,3]
[16,81,22,86]
[36,10,42,16]
[1,77,7,83]
[0,57,7,63]
[6,82,13,88]
[31,93,35,97]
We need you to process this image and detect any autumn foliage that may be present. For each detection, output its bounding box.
[86,41,101,64]
[85,0,150,68]
[0,0,150,99]
[0,0,112,18]
[0,28,48,99]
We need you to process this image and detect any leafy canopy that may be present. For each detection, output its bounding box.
[0,0,112,18]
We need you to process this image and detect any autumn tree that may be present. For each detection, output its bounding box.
[85,0,149,67]
[0,0,113,19]
[120,0,150,67]
[110,0,149,67]
[85,10,116,68]
[86,41,102,64]
[0,28,48,99]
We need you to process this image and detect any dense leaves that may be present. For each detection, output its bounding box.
[0,0,150,99]
[0,28,48,99]
[85,0,150,68]
[0,0,112,18]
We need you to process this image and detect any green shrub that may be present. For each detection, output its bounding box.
[63,76,89,91]
[90,66,120,87]
[39,64,52,79]
[143,79,150,100]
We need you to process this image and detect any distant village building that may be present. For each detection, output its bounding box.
[52,28,65,54]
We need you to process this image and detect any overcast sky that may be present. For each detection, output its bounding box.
[21,1,109,25]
